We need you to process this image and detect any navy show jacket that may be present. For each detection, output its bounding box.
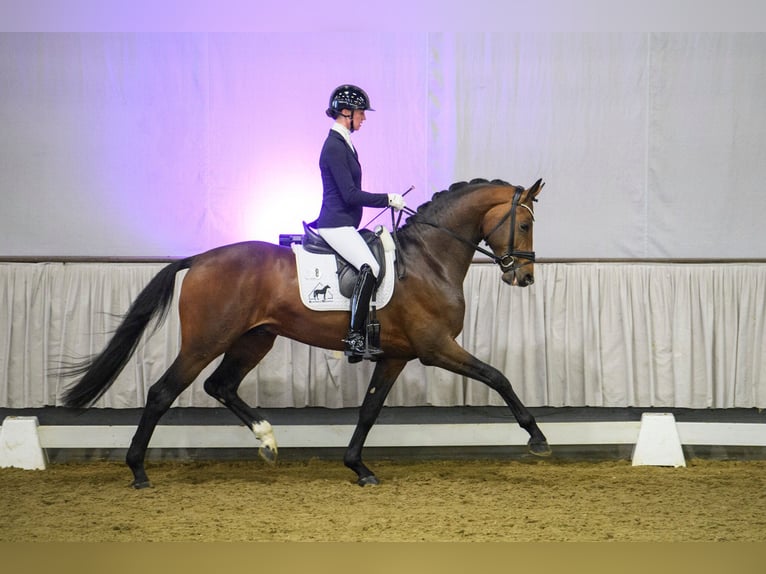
[314,129,389,228]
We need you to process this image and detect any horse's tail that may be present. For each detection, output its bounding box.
[61,257,194,408]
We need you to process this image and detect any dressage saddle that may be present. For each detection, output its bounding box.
[301,222,386,299]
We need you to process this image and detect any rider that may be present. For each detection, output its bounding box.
[313,84,406,361]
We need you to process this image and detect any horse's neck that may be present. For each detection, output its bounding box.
[403,215,481,283]
[419,189,503,277]
[432,193,494,248]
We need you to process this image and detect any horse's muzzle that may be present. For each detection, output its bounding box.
[519,273,535,287]
[503,269,534,287]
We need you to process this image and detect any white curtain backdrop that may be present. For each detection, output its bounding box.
[1,261,764,409]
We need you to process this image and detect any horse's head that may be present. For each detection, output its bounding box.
[482,178,544,287]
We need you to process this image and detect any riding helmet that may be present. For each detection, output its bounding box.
[326,84,375,118]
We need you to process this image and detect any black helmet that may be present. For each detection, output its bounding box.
[326,84,374,118]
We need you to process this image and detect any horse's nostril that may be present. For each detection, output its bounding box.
[526,275,534,285]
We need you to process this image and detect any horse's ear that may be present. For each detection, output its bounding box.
[529,178,544,200]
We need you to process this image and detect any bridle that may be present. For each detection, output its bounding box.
[481,186,536,273]
[395,186,536,275]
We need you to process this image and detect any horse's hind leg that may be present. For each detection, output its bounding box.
[203,327,279,463]
[126,355,209,488]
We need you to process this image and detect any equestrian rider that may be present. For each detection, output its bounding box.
[312,84,406,361]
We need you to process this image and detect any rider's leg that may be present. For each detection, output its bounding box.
[316,226,380,278]
[343,263,381,358]
[316,227,381,360]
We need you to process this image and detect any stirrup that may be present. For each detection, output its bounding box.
[343,332,367,355]
[343,332,382,362]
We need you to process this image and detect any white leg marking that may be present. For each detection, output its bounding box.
[252,420,278,452]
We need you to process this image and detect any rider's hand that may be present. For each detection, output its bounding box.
[387,193,406,211]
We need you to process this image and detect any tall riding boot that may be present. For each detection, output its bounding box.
[343,264,382,361]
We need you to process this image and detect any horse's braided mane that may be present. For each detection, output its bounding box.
[398,178,512,235]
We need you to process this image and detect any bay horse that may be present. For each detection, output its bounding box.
[62,177,549,488]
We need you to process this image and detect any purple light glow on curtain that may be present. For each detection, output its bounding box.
[1,33,430,257]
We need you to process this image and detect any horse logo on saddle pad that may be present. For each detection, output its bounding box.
[292,223,397,311]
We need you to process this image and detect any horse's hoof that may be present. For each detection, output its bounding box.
[357,475,380,487]
[131,480,153,490]
[528,439,552,457]
[259,445,278,465]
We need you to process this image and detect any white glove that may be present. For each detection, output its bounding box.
[387,193,406,211]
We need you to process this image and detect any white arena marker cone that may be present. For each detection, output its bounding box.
[0,416,48,470]
[631,412,686,468]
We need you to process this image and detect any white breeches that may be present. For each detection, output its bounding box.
[317,226,380,278]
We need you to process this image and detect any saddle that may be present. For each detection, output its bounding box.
[301,222,386,299]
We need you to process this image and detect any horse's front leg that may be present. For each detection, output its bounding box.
[344,358,408,486]
[425,340,551,457]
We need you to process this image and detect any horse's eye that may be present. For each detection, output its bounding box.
[520,223,530,233]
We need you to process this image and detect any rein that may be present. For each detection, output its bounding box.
[394,186,536,275]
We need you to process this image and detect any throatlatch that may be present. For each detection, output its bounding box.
[343,264,382,363]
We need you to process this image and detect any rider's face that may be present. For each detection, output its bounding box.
[351,109,366,130]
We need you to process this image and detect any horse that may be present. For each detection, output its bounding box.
[62,177,548,488]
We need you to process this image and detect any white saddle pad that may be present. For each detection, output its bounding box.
[291,231,397,311]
